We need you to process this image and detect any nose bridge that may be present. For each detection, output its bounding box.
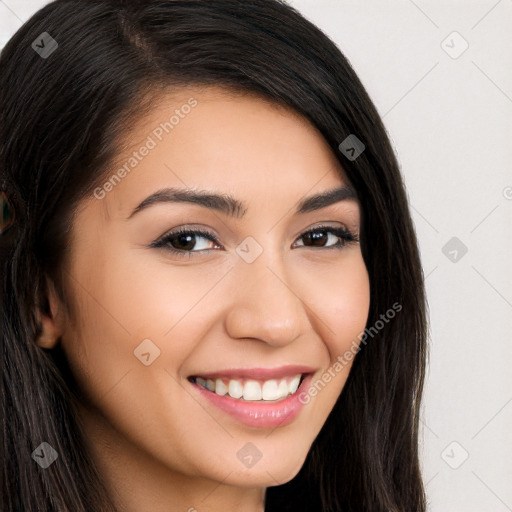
[224,246,309,346]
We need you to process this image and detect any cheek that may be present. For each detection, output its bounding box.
[59,247,233,413]
[297,254,370,408]
[330,267,370,353]
[303,253,370,356]
[59,252,221,474]
[101,248,231,335]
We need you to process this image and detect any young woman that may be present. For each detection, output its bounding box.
[0,1,428,511]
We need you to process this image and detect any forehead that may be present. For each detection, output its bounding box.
[98,85,349,220]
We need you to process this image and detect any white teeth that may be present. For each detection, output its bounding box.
[261,379,280,400]
[243,380,262,401]
[278,379,288,397]
[288,375,301,394]
[215,378,227,396]
[195,374,304,401]
[228,379,243,399]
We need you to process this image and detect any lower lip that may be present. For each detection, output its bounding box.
[190,374,313,428]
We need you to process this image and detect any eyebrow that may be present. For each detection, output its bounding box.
[127,185,357,220]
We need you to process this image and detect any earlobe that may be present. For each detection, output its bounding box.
[36,312,61,349]
[35,280,64,349]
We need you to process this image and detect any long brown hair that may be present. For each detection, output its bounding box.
[1,1,428,510]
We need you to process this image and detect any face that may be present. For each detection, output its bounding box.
[47,86,370,505]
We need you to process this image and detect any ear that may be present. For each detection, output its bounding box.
[35,278,64,349]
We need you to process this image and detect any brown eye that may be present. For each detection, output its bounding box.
[169,232,199,251]
[151,228,221,257]
[150,224,358,259]
[294,225,358,249]
[302,230,329,247]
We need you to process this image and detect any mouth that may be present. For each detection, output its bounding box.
[186,367,315,428]
[187,373,308,402]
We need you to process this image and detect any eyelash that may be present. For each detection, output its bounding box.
[151,224,359,259]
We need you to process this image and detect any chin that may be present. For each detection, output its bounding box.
[225,452,307,488]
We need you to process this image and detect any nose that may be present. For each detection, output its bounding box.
[224,254,310,348]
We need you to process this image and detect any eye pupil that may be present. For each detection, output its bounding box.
[304,230,327,247]
[174,233,195,250]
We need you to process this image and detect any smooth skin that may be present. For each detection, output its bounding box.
[37,86,370,512]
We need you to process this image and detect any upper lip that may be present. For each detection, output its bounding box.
[188,364,316,381]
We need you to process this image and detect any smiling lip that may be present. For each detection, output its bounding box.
[188,364,316,381]
[188,365,315,428]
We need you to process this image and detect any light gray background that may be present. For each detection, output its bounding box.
[1,1,511,510]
